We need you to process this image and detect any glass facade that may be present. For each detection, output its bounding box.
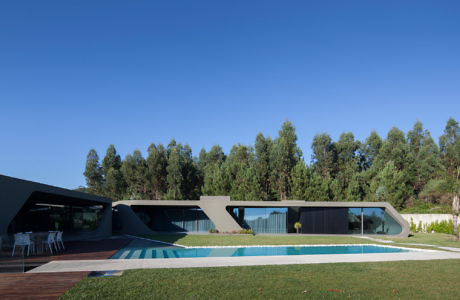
[8,203,104,234]
[133,205,401,235]
[347,208,362,234]
[230,207,288,233]
[229,206,402,235]
[347,207,402,235]
[132,206,215,232]
[363,208,402,235]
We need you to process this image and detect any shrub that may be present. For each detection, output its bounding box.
[423,220,453,234]
[238,229,254,234]
[294,222,302,233]
[417,221,423,232]
[410,218,416,233]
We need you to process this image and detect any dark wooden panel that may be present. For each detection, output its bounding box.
[300,207,348,234]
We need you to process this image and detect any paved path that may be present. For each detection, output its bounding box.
[358,236,460,252]
[29,250,460,273]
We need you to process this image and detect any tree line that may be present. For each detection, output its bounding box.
[83,118,459,210]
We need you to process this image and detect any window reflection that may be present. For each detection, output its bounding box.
[362,208,402,235]
[132,206,215,232]
[348,208,362,234]
[9,203,104,234]
[230,207,288,233]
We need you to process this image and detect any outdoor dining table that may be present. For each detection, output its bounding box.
[28,232,52,254]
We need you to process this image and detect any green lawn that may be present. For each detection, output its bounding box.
[143,232,460,250]
[142,233,374,246]
[61,260,460,299]
[381,232,460,248]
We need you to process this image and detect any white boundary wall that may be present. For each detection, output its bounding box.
[401,214,452,225]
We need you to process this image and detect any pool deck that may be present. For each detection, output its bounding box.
[29,249,460,273]
[0,237,132,300]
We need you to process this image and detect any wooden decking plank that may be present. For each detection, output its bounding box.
[0,237,132,299]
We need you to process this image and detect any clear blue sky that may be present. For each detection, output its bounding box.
[1,1,459,189]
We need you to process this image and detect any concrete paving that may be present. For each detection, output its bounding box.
[358,236,460,252]
[29,250,460,273]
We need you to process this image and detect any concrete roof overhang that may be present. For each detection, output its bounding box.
[0,174,112,237]
[113,196,411,237]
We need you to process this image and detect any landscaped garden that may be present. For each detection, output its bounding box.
[60,233,460,299]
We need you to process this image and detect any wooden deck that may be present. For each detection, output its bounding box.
[0,271,89,300]
[0,237,132,300]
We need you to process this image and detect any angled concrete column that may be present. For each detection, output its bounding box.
[113,204,156,236]
[199,196,242,232]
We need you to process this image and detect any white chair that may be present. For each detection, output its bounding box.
[55,231,65,251]
[42,232,57,255]
[12,233,35,256]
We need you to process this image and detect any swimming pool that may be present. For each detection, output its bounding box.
[111,243,413,259]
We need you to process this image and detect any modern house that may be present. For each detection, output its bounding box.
[113,196,410,237]
[0,175,112,243]
[0,175,410,242]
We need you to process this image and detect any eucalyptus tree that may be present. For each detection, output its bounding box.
[359,131,382,171]
[255,132,274,200]
[332,132,360,201]
[181,144,200,199]
[200,145,228,196]
[102,144,124,200]
[439,119,460,237]
[304,166,330,201]
[165,144,183,200]
[439,118,459,178]
[375,127,409,171]
[290,160,308,200]
[201,163,231,196]
[369,161,412,209]
[311,133,337,179]
[270,120,302,200]
[84,148,104,195]
[407,122,444,194]
[336,132,360,173]
[146,143,168,199]
[225,144,262,200]
[164,141,200,200]
[121,150,148,200]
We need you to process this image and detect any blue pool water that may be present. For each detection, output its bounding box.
[111,243,412,259]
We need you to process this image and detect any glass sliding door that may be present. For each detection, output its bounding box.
[383,211,402,235]
[230,207,288,234]
[348,208,362,234]
[132,206,215,232]
[347,208,402,235]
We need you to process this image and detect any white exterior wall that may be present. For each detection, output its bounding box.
[401,214,452,226]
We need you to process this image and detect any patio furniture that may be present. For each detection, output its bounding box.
[42,232,58,255]
[55,231,65,250]
[12,233,35,256]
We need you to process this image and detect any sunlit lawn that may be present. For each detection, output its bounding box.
[61,233,460,299]
[61,259,460,299]
[380,232,460,248]
[143,232,460,249]
[142,233,373,246]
